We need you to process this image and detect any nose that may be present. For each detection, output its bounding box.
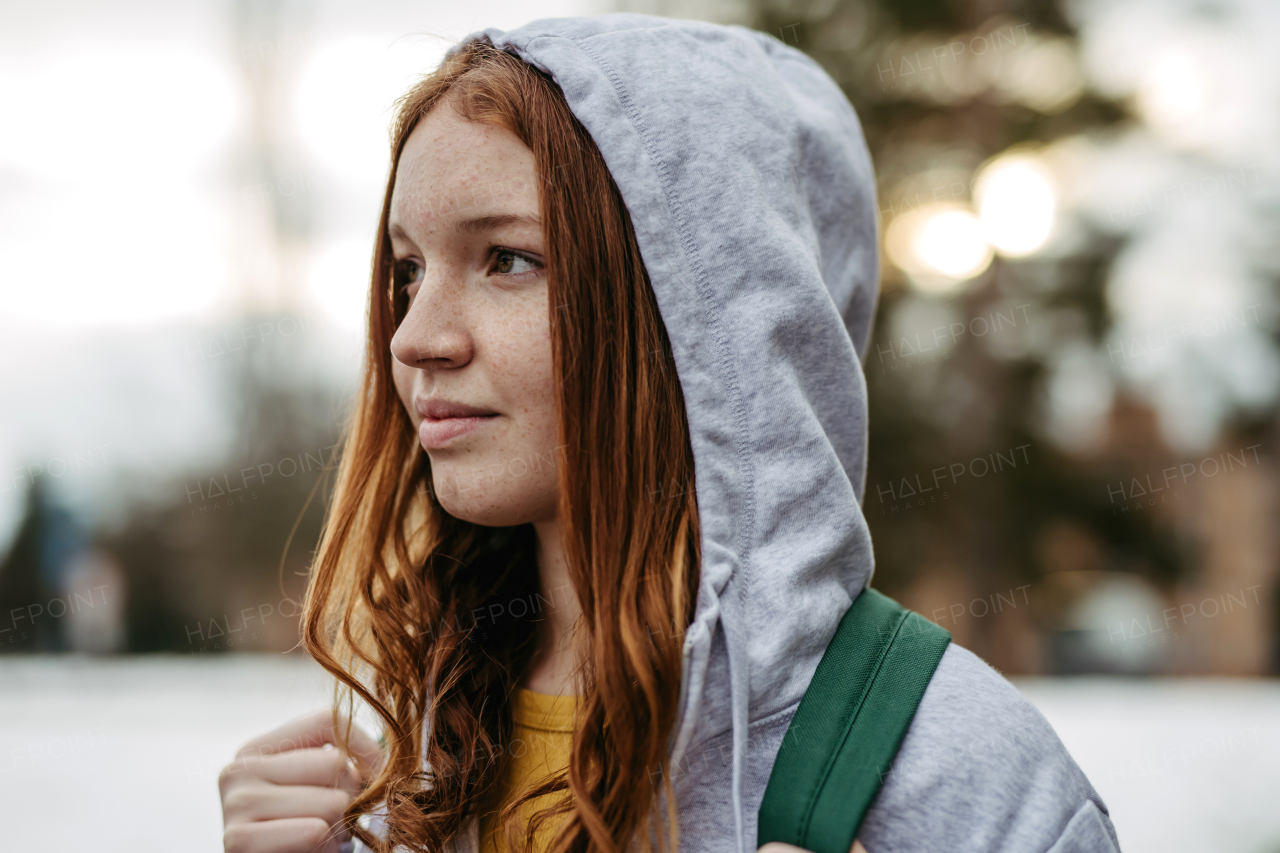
[388,273,474,371]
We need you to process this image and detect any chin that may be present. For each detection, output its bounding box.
[434,497,533,529]
[428,471,553,529]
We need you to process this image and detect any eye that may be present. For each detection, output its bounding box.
[394,258,424,291]
[490,248,543,279]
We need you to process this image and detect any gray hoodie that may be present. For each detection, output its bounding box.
[357,13,1121,853]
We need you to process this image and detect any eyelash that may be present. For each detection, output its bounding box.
[393,247,544,293]
[490,247,545,280]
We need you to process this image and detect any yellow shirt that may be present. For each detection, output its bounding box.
[479,688,580,853]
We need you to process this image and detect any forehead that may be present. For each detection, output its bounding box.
[389,100,539,229]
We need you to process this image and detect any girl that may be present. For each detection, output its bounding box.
[218,14,1120,853]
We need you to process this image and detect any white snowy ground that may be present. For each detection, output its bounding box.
[1,656,1277,852]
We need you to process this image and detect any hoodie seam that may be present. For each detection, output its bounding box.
[749,696,804,728]
[489,31,748,783]
[545,34,760,550]
[586,34,755,593]
[522,23,676,49]
[690,694,805,746]
[517,23,760,621]
[560,32,760,853]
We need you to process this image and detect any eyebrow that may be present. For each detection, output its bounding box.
[454,213,540,235]
[388,213,541,241]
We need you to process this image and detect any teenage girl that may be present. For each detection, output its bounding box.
[219,15,1119,853]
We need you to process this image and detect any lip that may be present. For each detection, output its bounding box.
[415,397,500,449]
[416,397,499,421]
[418,415,497,449]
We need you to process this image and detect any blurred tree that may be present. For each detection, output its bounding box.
[615,0,1255,673]
[87,0,350,656]
[0,478,86,653]
[0,479,55,652]
[95,310,348,654]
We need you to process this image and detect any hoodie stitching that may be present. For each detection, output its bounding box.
[491,30,719,770]
[564,32,760,853]
[523,31,759,602]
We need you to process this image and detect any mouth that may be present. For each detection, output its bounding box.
[416,396,498,420]
[414,397,500,450]
[418,412,499,449]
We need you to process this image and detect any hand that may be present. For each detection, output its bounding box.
[219,709,385,853]
[758,841,869,853]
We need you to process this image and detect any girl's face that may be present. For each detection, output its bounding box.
[387,99,560,528]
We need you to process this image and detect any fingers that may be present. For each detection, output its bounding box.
[235,709,384,779]
[223,816,349,853]
[335,717,385,779]
[222,783,353,826]
[222,746,366,793]
[220,711,385,853]
[235,709,345,758]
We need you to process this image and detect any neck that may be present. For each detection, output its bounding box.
[521,517,583,695]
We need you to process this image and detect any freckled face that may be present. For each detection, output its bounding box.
[387,99,559,528]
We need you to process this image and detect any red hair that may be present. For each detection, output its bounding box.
[301,39,701,853]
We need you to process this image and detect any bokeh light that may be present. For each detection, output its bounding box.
[0,42,242,182]
[0,43,242,328]
[306,239,373,332]
[885,204,994,292]
[974,153,1057,257]
[1001,36,1084,114]
[1136,46,1209,134]
[294,36,446,187]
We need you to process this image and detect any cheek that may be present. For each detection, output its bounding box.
[507,312,555,405]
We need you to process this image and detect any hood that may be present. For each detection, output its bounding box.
[446,14,879,853]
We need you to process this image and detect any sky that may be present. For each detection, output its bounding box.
[0,0,602,548]
[3,0,1280,548]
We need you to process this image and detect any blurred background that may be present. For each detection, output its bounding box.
[1,0,1278,850]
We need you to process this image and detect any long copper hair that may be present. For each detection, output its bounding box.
[301,39,701,853]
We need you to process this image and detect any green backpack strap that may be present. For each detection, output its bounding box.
[757,588,952,853]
